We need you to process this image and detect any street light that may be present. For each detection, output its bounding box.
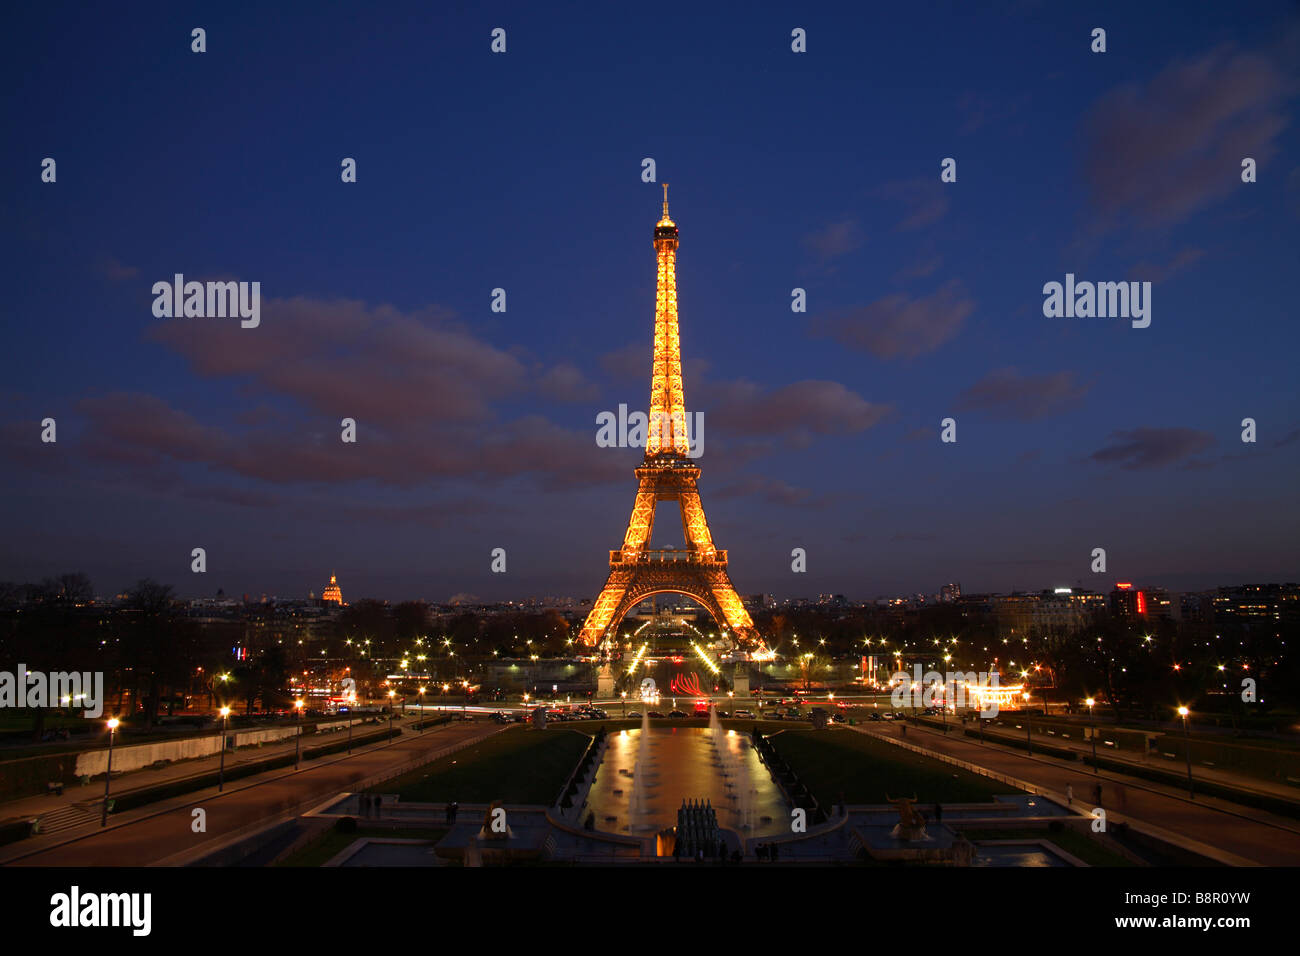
[294,699,304,770]
[1086,697,1097,772]
[621,690,627,716]
[387,690,397,745]
[1178,706,1194,799]
[218,706,231,791]
[101,717,120,827]
[418,686,426,732]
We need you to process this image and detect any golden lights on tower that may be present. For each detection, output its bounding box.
[578,191,757,646]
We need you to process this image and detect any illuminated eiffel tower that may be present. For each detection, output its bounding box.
[578,186,757,646]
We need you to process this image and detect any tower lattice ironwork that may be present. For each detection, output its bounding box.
[578,187,757,646]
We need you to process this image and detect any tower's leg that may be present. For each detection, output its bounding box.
[621,482,658,553]
[709,579,756,637]
[579,576,628,645]
[678,490,716,553]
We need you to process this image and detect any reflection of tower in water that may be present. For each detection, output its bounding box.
[707,706,756,832]
[627,711,658,832]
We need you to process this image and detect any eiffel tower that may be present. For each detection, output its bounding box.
[578,186,757,646]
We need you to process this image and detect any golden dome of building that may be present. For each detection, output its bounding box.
[322,573,343,605]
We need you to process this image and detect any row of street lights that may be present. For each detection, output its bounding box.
[100,698,325,827]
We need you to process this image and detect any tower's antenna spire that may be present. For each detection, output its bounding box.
[662,182,670,218]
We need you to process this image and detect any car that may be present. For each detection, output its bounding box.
[590,710,609,719]
[882,712,896,720]
[868,712,883,721]
[831,713,846,723]
[668,710,687,718]
[734,709,754,718]
[648,712,665,719]
[627,711,642,718]
[715,710,730,718]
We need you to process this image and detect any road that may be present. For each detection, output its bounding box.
[857,720,1300,865]
[3,720,501,867]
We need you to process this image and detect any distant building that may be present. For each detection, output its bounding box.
[1109,582,1142,620]
[939,583,961,603]
[1213,584,1300,627]
[322,573,343,605]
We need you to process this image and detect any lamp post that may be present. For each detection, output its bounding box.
[347,692,354,754]
[621,690,627,717]
[294,699,304,770]
[1086,697,1097,772]
[1024,694,1032,756]
[101,717,120,826]
[1178,706,1194,799]
[217,706,231,791]
[418,686,426,732]
[387,690,396,745]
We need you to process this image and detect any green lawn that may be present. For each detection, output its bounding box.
[377,727,591,805]
[768,729,1023,805]
[275,826,448,867]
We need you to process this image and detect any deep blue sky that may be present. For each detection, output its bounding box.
[3,1,1298,603]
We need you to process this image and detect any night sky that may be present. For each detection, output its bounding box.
[3,1,1298,603]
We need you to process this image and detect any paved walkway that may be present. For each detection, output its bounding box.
[0,720,501,866]
[855,722,1300,865]
[0,716,408,832]
[947,717,1300,806]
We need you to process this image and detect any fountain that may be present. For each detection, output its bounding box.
[582,710,788,842]
[707,705,755,832]
[626,710,657,831]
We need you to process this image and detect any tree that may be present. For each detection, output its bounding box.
[120,579,195,728]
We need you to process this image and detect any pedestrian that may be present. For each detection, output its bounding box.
[1066,784,1073,806]
[451,801,459,823]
